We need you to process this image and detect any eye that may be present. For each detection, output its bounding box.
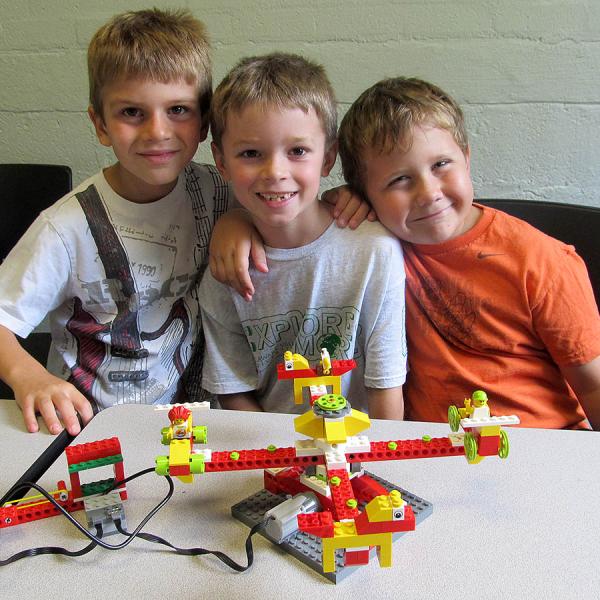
[433,159,451,169]
[289,147,308,157]
[122,107,141,118]
[239,149,260,159]
[389,174,409,187]
[169,105,189,116]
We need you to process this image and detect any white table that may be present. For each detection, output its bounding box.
[0,401,599,599]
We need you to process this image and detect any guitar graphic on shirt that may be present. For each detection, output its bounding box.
[66,185,190,409]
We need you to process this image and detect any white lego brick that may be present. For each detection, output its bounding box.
[461,415,520,428]
[300,473,331,497]
[295,439,323,456]
[344,435,371,453]
[449,433,465,447]
[154,401,210,411]
[191,448,212,461]
[324,450,347,470]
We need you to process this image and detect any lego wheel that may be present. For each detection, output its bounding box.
[192,425,208,444]
[498,429,510,459]
[463,432,478,461]
[189,454,205,474]
[448,405,461,432]
[155,455,169,476]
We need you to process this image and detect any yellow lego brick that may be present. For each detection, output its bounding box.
[343,409,371,436]
[294,411,324,439]
[323,419,349,444]
[480,425,501,436]
[366,495,392,522]
[169,439,191,466]
[322,531,394,572]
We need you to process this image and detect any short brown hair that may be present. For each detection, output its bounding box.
[88,8,212,124]
[210,52,337,149]
[338,77,468,199]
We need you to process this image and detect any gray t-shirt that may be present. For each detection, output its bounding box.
[200,220,407,414]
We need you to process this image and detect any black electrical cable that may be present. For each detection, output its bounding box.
[114,517,270,572]
[0,525,102,566]
[0,467,174,564]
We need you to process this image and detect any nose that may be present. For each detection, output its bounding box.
[142,112,170,141]
[261,154,287,181]
[415,173,442,206]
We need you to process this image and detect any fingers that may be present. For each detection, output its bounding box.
[250,231,268,274]
[343,201,372,230]
[37,395,64,435]
[17,396,40,433]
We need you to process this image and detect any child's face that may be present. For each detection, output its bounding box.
[212,104,336,248]
[89,77,206,203]
[363,125,479,245]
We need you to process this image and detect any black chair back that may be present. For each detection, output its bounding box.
[0,164,72,399]
[478,199,600,307]
[0,164,72,261]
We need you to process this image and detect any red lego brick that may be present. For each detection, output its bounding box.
[352,473,389,503]
[169,464,191,476]
[344,548,371,566]
[65,437,122,465]
[205,446,308,472]
[346,437,464,465]
[477,434,500,456]
[327,469,359,520]
[297,511,334,537]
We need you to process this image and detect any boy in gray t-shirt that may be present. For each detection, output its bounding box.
[199,52,406,418]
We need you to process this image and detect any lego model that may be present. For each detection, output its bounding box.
[154,350,520,582]
[155,404,209,483]
[448,391,520,463]
[1,437,127,534]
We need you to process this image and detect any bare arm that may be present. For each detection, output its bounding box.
[321,185,377,229]
[209,209,268,302]
[561,355,600,430]
[366,386,404,420]
[218,391,264,412]
[0,324,93,435]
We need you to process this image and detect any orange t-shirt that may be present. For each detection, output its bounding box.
[403,204,600,429]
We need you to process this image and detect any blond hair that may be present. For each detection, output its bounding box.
[338,77,468,199]
[88,8,212,123]
[210,52,337,149]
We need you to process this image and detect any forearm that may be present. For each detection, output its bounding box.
[366,386,404,420]
[0,325,48,389]
[578,389,600,430]
[218,391,263,412]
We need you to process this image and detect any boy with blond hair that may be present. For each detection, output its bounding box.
[0,8,230,435]
[336,77,600,429]
[199,53,406,418]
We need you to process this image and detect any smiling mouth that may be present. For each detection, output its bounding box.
[256,192,297,202]
[139,151,178,163]
[412,205,451,222]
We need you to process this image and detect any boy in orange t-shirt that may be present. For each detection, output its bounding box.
[335,77,600,429]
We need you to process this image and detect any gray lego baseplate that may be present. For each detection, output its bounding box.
[231,470,433,583]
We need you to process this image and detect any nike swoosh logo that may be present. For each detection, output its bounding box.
[477,252,505,259]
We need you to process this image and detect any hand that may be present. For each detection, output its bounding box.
[13,372,94,435]
[209,209,268,301]
[322,185,377,229]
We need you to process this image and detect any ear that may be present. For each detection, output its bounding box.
[321,141,338,177]
[211,141,229,180]
[88,106,112,148]
[199,118,209,144]
[464,145,471,173]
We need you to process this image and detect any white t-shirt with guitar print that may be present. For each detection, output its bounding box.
[0,162,229,411]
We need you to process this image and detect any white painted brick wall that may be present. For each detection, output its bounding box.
[1,0,598,205]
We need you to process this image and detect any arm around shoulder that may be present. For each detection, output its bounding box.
[561,355,600,430]
[366,386,404,420]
